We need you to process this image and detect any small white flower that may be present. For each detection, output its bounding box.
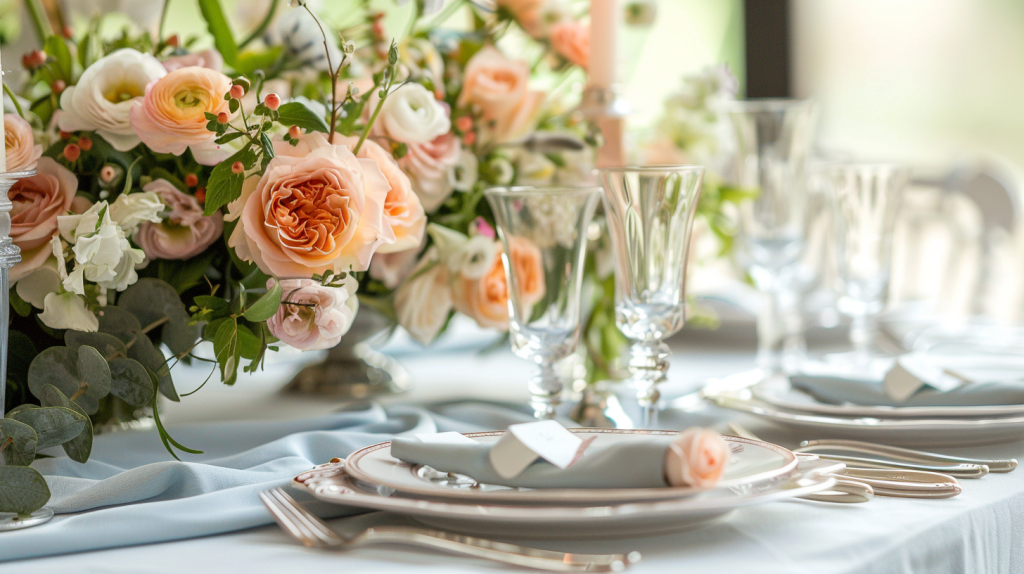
[56,202,146,294]
[426,223,497,280]
[15,263,61,310]
[449,150,479,192]
[514,151,556,187]
[371,83,451,144]
[38,292,99,332]
[58,48,168,152]
[487,157,514,186]
[109,191,164,234]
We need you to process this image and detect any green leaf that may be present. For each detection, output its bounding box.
[37,385,92,464]
[276,102,330,133]
[203,147,256,216]
[65,331,128,360]
[118,277,202,356]
[27,347,111,415]
[213,319,240,385]
[6,405,39,417]
[44,35,74,83]
[0,419,38,466]
[0,466,50,516]
[77,345,112,399]
[10,406,87,450]
[197,0,239,66]
[158,251,216,294]
[9,288,31,317]
[108,358,156,407]
[242,279,282,322]
[149,370,204,461]
[126,336,178,402]
[96,306,143,344]
[236,323,262,360]
[233,46,283,77]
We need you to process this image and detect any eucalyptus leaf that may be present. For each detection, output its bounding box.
[77,346,112,400]
[96,306,143,344]
[27,346,109,415]
[37,385,93,464]
[119,278,201,357]
[0,466,50,516]
[0,419,38,467]
[108,359,156,407]
[10,406,87,450]
[5,404,39,417]
[65,331,128,360]
[127,336,178,402]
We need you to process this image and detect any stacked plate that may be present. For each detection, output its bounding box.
[706,370,1024,447]
[293,429,839,540]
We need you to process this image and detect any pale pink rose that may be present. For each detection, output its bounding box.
[268,277,359,351]
[665,427,730,488]
[550,21,589,69]
[134,179,223,261]
[395,248,453,344]
[4,114,43,172]
[129,66,235,165]
[370,245,421,289]
[236,133,395,277]
[8,157,78,281]
[457,47,545,143]
[161,49,224,72]
[398,132,461,212]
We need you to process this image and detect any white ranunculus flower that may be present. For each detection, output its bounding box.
[58,48,167,152]
[449,150,479,192]
[426,223,497,279]
[515,151,556,187]
[394,248,453,345]
[57,202,145,294]
[109,191,164,234]
[372,83,451,144]
[38,292,99,332]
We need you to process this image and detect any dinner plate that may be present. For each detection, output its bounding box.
[710,394,1024,446]
[343,429,798,505]
[753,381,1024,419]
[293,460,837,540]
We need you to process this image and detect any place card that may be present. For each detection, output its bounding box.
[488,420,592,480]
[884,353,969,402]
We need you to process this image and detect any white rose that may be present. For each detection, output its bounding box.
[109,191,164,234]
[372,83,451,144]
[395,248,453,344]
[58,48,167,152]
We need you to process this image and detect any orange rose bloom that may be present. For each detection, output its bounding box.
[509,237,545,307]
[550,21,589,70]
[453,248,510,330]
[457,47,544,143]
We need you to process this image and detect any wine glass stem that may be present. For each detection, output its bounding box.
[528,361,563,420]
[629,340,669,428]
[849,311,877,364]
[757,289,785,375]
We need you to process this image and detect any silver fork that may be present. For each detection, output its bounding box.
[258,487,640,572]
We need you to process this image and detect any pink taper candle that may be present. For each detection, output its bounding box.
[588,0,618,90]
[0,46,6,174]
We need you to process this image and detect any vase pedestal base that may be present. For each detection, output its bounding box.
[282,342,410,399]
[0,508,53,532]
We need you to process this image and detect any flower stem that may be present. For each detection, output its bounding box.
[23,0,52,44]
[69,383,88,402]
[3,84,26,119]
[300,3,341,141]
[239,0,280,49]
[157,0,171,47]
[0,437,12,454]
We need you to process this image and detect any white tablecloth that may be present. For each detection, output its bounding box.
[6,328,1024,574]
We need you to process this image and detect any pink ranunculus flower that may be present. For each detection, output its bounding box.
[161,49,224,72]
[457,47,545,143]
[398,132,461,212]
[268,277,359,351]
[233,132,395,277]
[129,66,235,165]
[4,114,43,172]
[665,427,730,488]
[8,157,78,281]
[133,179,223,261]
[550,21,589,69]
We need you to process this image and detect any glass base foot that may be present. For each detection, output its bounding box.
[0,508,53,531]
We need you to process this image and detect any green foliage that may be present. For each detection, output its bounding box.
[202,147,256,216]
[9,407,88,450]
[276,101,330,133]
[27,346,112,415]
[37,385,93,464]
[108,359,157,407]
[197,0,239,66]
[0,419,38,467]
[242,279,282,322]
[0,467,50,517]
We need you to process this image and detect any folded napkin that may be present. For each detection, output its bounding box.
[392,436,679,489]
[790,375,1024,407]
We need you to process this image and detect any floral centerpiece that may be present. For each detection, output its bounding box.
[0,0,599,516]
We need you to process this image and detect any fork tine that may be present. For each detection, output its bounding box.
[270,488,344,546]
[259,490,319,547]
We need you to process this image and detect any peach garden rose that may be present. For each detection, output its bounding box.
[230,133,395,277]
[550,21,589,69]
[457,47,545,143]
[129,66,235,165]
[4,113,43,172]
[665,427,730,488]
[8,157,78,281]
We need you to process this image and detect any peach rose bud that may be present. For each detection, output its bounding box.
[4,113,43,172]
[665,427,730,488]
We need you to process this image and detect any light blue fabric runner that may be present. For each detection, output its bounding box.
[0,401,536,563]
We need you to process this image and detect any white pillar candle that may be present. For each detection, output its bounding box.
[0,45,6,174]
[588,0,618,90]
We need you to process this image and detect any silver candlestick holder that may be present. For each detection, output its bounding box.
[0,169,54,532]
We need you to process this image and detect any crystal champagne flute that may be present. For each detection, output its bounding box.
[485,186,602,420]
[598,166,705,428]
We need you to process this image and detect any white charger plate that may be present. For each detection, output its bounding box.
[710,394,1024,446]
[293,460,837,540]
[343,429,798,505]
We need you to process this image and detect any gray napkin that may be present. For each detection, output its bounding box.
[390,436,675,489]
[790,375,1024,407]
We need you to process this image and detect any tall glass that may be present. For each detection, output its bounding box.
[827,163,908,361]
[725,100,817,375]
[485,186,602,420]
[598,166,704,428]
